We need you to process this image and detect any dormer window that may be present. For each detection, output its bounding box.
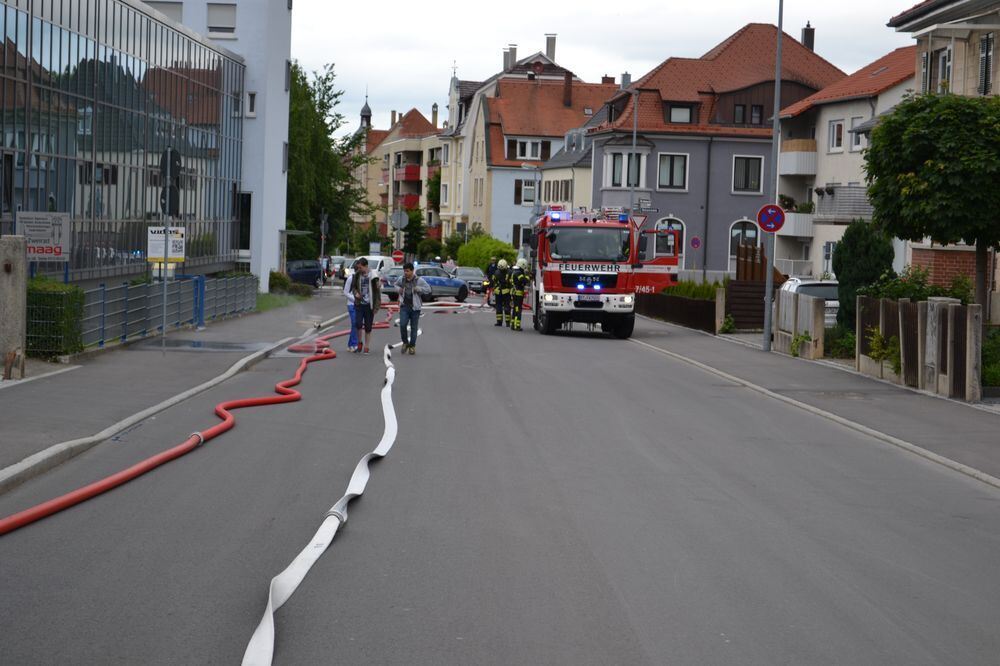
[669,106,692,124]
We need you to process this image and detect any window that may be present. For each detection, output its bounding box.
[823,240,836,274]
[206,3,236,35]
[850,116,865,151]
[522,179,535,205]
[732,156,763,194]
[937,48,952,92]
[441,183,449,206]
[146,1,183,22]
[544,181,551,202]
[730,220,758,257]
[669,106,692,123]
[513,224,522,249]
[979,33,994,95]
[285,60,291,92]
[517,140,540,159]
[611,153,623,187]
[828,120,845,152]
[920,51,930,93]
[734,104,746,124]
[658,153,688,190]
[246,92,257,118]
[78,107,93,136]
[751,105,763,125]
[626,154,642,187]
[442,144,449,165]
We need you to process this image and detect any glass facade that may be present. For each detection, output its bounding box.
[0,0,244,280]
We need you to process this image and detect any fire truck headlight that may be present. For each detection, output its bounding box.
[594,284,602,291]
[622,294,634,305]
[543,293,557,302]
[576,283,585,290]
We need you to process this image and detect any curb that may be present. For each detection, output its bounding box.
[0,312,349,496]
[628,336,1000,491]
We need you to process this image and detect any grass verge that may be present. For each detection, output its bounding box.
[256,292,308,312]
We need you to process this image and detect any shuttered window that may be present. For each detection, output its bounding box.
[921,51,929,93]
[979,33,994,96]
[207,3,237,34]
[514,179,522,205]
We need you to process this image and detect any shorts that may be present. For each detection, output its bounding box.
[355,302,374,332]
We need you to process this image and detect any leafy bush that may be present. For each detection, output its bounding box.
[457,235,516,271]
[795,201,815,214]
[982,327,1000,386]
[832,219,895,326]
[26,277,84,357]
[286,283,314,297]
[269,270,291,293]
[663,280,722,301]
[719,314,736,334]
[825,324,856,359]
[859,264,973,304]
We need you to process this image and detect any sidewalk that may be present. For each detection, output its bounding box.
[633,317,1000,484]
[0,286,349,472]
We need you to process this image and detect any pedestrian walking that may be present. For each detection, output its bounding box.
[509,258,531,331]
[345,257,381,354]
[494,258,511,327]
[397,262,431,355]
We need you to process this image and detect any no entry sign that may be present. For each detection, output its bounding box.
[392,249,404,262]
[756,204,786,233]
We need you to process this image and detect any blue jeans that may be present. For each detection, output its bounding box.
[347,303,359,348]
[399,304,420,347]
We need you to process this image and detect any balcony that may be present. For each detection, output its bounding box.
[775,258,814,277]
[815,185,873,222]
[775,212,815,238]
[779,138,817,177]
[394,164,421,181]
[395,193,420,209]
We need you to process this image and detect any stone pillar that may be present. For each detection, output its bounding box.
[966,304,983,402]
[924,297,959,395]
[0,236,27,380]
[917,301,927,391]
[714,287,726,335]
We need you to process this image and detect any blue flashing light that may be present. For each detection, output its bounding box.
[618,214,629,222]
[551,212,561,221]
[577,283,586,290]
[594,284,602,291]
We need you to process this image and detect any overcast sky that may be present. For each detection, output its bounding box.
[291,1,914,137]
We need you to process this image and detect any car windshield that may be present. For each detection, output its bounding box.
[548,227,630,262]
[798,284,839,300]
[456,268,484,278]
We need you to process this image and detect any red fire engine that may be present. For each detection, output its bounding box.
[528,209,680,338]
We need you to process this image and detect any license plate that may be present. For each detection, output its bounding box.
[577,294,602,302]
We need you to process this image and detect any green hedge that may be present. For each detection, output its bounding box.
[268,270,292,293]
[26,277,84,357]
[663,280,723,301]
[983,327,1000,387]
[456,236,516,271]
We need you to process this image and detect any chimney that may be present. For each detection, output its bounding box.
[545,34,557,61]
[508,44,518,68]
[563,71,573,107]
[503,48,510,72]
[801,22,815,51]
[601,75,615,85]
[621,72,631,89]
[432,103,438,128]
[391,110,397,125]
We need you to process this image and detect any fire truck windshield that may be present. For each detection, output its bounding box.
[548,227,630,262]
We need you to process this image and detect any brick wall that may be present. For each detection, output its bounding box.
[911,247,989,286]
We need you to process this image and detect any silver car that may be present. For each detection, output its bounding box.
[780,278,840,327]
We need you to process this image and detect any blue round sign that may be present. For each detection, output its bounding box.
[690,236,702,250]
[756,204,786,233]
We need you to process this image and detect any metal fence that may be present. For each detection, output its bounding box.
[27,274,258,356]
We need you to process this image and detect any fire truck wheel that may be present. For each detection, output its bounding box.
[537,308,557,335]
[611,314,635,339]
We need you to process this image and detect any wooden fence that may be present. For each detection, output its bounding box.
[636,293,717,333]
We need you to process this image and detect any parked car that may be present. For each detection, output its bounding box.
[780,278,839,327]
[286,259,323,288]
[453,266,486,293]
[345,255,396,282]
[328,255,348,280]
[416,265,468,302]
[381,266,405,301]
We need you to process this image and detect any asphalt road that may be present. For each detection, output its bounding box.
[2,302,999,665]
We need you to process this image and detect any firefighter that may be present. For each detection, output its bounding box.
[509,258,531,331]
[494,258,510,326]
[484,256,498,306]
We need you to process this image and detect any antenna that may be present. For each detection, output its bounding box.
[451,60,458,77]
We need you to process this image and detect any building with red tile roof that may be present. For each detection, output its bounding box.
[588,23,846,279]
[775,46,916,279]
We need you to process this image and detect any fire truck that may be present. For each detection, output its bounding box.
[527,209,680,338]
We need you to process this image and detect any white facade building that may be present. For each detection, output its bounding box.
[143,0,292,290]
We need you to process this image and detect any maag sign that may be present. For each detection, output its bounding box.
[19,212,71,262]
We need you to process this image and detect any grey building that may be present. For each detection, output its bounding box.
[588,23,844,278]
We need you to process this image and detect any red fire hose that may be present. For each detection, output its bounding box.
[0,318,393,537]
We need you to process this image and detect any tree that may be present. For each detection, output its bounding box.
[831,218,895,327]
[417,238,444,261]
[402,208,425,254]
[443,232,464,261]
[457,236,517,271]
[866,93,1000,310]
[426,170,442,213]
[285,62,371,261]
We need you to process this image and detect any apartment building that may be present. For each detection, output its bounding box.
[776,46,916,278]
[588,24,844,278]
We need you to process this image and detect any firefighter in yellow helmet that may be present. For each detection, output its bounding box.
[494,258,511,326]
[509,258,531,331]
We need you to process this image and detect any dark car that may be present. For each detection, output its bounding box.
[287,259,323,288]
[381,267,405,301]
[453,266,486,293]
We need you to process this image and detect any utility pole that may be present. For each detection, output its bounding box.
[762,0,783,352]
[628,89,639,216]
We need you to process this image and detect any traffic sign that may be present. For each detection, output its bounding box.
[389,210,409,230]
[640,207,659,213]
[756,204,786,233]
[690,236,702,250]
[638,197,651,208]
[392,249,404,262]
[630,214,648,230]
